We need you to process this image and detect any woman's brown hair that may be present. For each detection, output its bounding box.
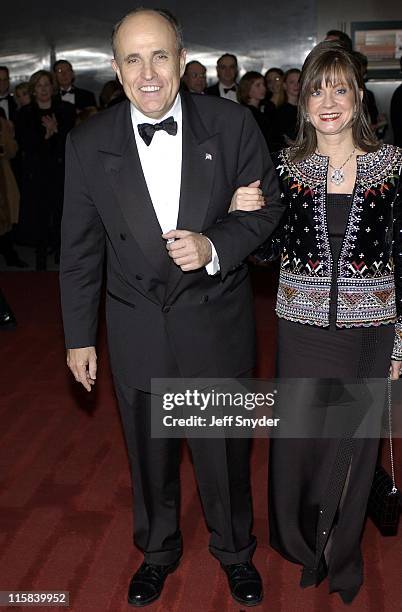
[264,68,286,107]
[290,41,379,161]
[237,71,264,106]
[28,70,55,98]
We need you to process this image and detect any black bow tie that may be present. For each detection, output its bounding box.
[60,88,73,96]
[137,116,178,146]
[223,86,236,94]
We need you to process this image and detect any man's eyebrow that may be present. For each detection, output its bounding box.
[124,53,141,62]
[123,49,170,62]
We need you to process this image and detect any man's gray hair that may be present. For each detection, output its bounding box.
[111,8,184,58]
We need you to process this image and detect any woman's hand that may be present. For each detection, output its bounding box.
[229,179,265,213]
[42,113,58,139]
[389,359,402,380]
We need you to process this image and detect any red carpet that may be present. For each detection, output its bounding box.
[0,267,401,611]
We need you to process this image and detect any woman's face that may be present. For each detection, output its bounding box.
[248,78,266,102]
[15,89,30,108]
[34,76,53,104]
[265,71,283,94]
[307,78,358,137]
[284,72,300,98]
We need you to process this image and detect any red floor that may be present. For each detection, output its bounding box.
[0,268,401,611]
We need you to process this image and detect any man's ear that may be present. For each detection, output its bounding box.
[112,59,122,85]
[179,49,187,79]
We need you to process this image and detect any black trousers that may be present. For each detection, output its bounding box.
[114,378,256,565]
[270,319,394,594]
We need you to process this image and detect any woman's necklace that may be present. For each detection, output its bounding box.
[317,148,356,185]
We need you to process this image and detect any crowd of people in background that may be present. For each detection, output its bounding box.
[0,28,401,275]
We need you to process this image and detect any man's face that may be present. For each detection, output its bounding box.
[217,57,237,86]
[54,62,74,89]
[0,69,10,96]
[112,12,186,119]
[183,62,206,93]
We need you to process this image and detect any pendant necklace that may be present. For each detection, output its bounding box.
[317,148,356,185]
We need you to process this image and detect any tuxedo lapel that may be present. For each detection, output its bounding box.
[99,102,170,280]
[165,93,218,301]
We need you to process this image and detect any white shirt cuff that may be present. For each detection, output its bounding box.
[205,238,220,275]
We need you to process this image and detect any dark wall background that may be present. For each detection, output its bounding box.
[1,0,316,94]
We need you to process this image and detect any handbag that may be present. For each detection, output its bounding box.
[368,377,401,536]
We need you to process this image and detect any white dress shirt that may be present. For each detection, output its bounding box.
[60,88,75,105]
[218,82,238,103]
[130,95,219,274]
[0,96,10,119]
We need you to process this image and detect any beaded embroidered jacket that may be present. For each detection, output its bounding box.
[261,144,402,359]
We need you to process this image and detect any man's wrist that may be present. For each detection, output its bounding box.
[204,237,220,275]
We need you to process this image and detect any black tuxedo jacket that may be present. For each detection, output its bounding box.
[205,83,221,97]
[56,86,97,111]
[1,94,17,123]
[60,93,285,390]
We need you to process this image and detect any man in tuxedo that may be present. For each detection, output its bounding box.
[205,53,239,102]
[0,66,17,124]
[60,8,284,607]
[182,60,207,93]
[53,60,97,112]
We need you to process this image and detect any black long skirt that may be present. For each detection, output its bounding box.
[269,318,394,597]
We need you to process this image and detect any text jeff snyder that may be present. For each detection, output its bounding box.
[163,415,280,429]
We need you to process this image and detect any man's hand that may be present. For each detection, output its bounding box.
[163,230,212,271]
[390,359,402,381]
[67,346,97,392]
[229,180,265,213]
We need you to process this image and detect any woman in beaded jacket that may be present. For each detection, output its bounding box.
[231,41,402,604]
[265,141,402,357]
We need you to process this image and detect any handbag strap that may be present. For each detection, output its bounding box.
[387,377,398,494]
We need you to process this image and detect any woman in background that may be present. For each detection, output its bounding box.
[14,82,31,109]
[264,67,285,108]
[15,70,75,269]
[231,41,402,603]
[237,71,274,148]
[0,110,25,267]
[272,68,301,149]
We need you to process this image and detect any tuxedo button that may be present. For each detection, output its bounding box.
[162,306,170,313]
[136,274,143,281]
[120,233,126,240]
[201,295,209,303]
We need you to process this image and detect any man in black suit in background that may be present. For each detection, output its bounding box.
[0,66,17,124]
[205,53,239,102]
[53,59,97,112]
[181,60,207,93]
[60,8,285,607]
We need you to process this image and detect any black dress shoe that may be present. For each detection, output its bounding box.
[0,308,17,330]
[221,561,263,606]
[128,560,179,607]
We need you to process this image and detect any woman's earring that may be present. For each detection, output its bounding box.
[305,113,310,123]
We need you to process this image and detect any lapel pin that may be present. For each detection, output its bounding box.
[205,153,212,161]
